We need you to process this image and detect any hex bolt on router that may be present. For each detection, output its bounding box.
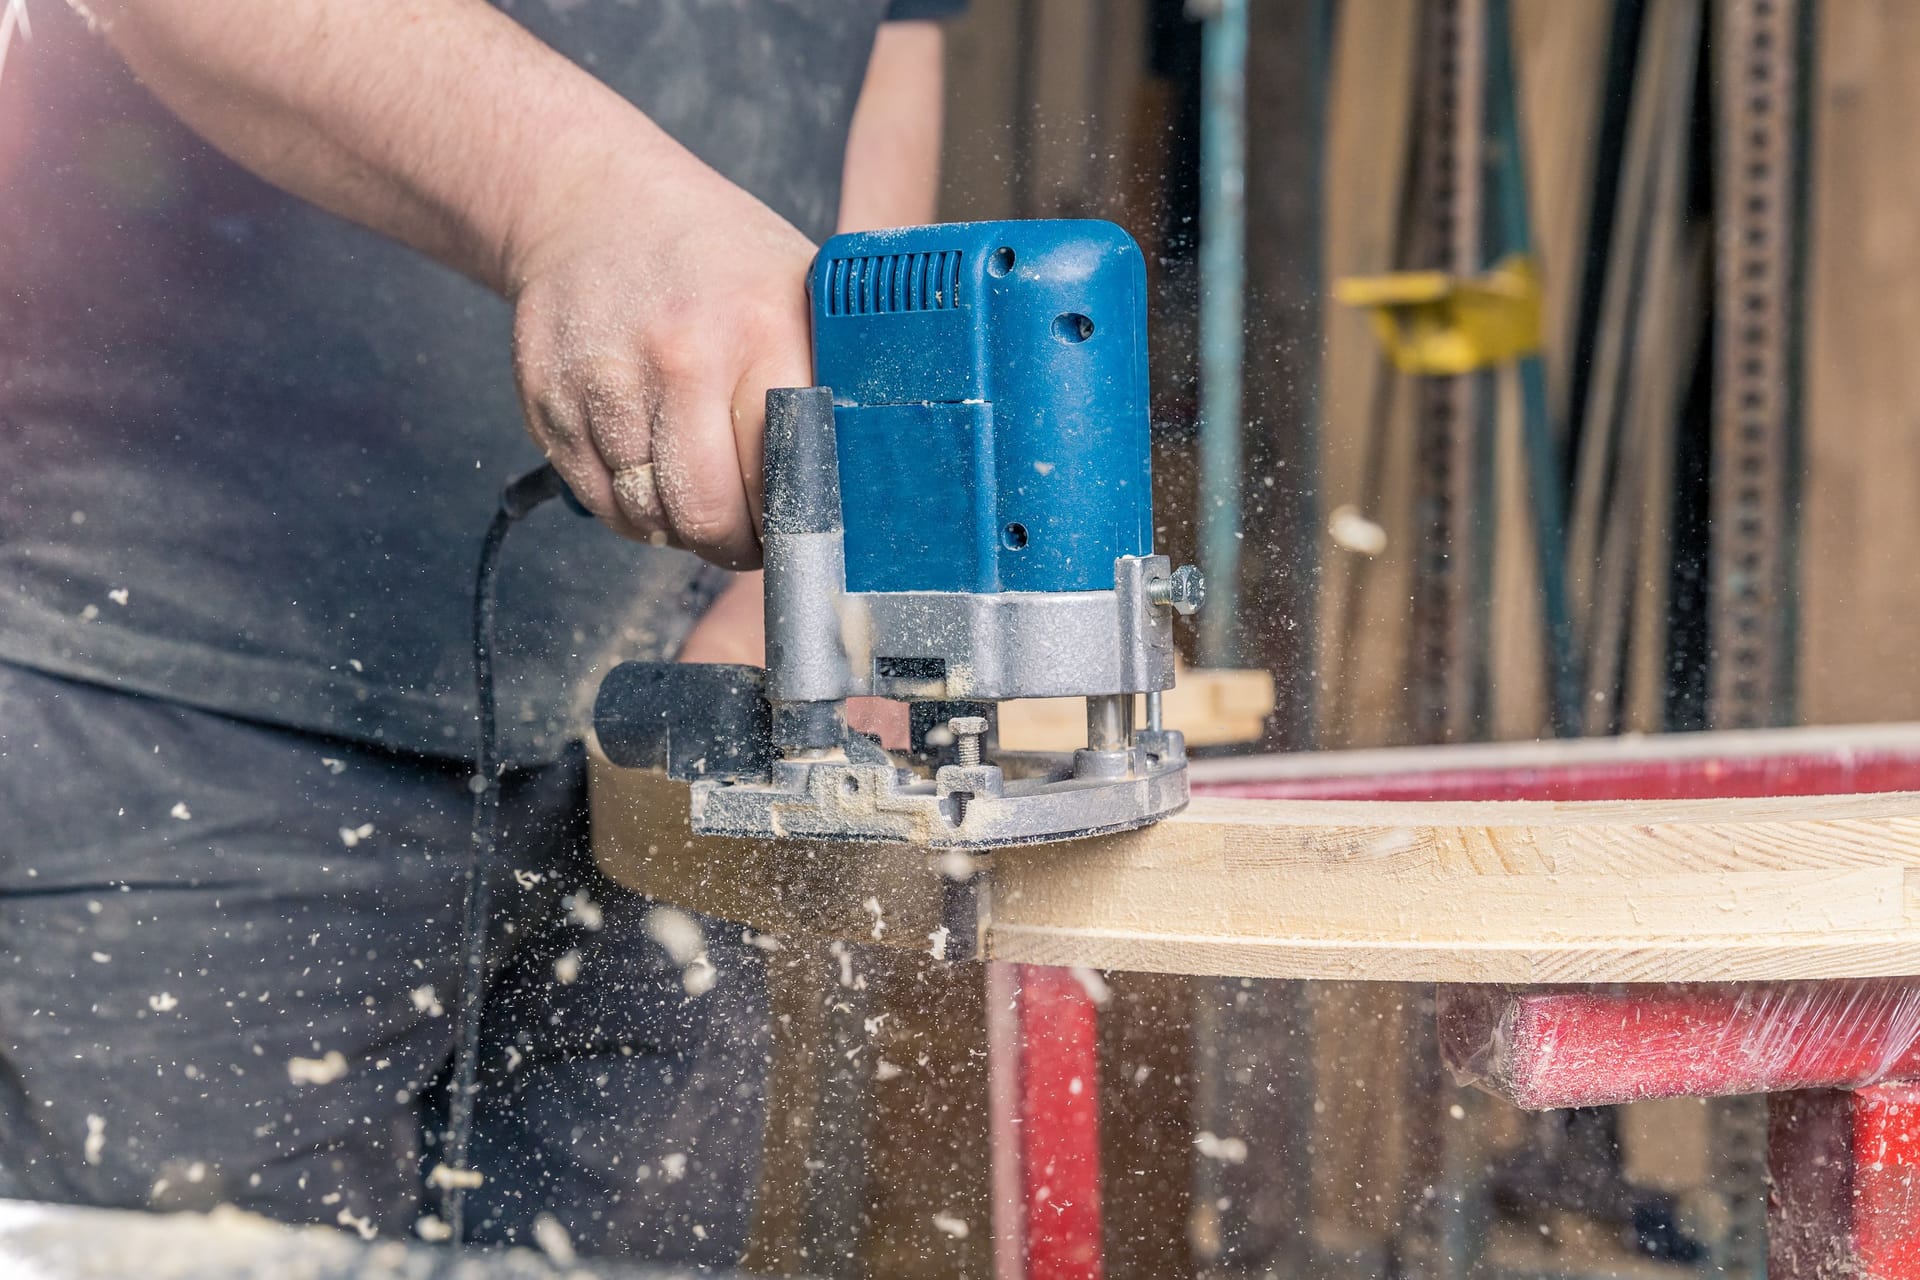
[950,716,988,767]
[1148,564,1206,615]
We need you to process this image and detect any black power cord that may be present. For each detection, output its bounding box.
[444,462,578,1243]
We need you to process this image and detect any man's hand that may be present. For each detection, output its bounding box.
[94,0,812,568]
[507,166,814,568]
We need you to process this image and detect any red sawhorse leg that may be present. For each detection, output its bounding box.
[1773,1082,1920,1279]
[989,961,1104,1280]
[1439,981,1920,1278]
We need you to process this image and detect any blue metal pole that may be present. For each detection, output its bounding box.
[1196,0,1248,668]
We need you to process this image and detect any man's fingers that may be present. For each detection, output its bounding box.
[583,370,670,540]
[511,233,816,566]
[609,463,669,538]
[652,379,761,569]
[529,386,659,542]
[520,388,614,521]
[513,304,655,541]
[732,341,814,532]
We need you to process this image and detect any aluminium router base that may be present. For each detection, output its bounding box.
[688,730,1190,850]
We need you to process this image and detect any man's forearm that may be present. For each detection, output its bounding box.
[94,0,692,294]
[838,20,945,233]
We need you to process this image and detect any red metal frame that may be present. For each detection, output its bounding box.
[989,962,1104,1280]
[1848,1083,1920,1276]
[1196,754,1920,800]
[1770,1082,1920,1279]
[1193,730,1920,802]
[994,727,1920,1279]
[1016,965,1103,1280]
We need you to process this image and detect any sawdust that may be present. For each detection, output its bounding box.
[286,1051,347,1086]
[642,905,703,965]
[0,1198,617,1278]
[564,891,603,931]
[530,1213,575,1266]
[426,1163,483,1191]
[1328,503,1389,555]
[643,905,715,994]
[1194,1131,1249,1164]
[0,1201,353,1280]
[1069,966,1112,1006]
[334,1207,375,1241]
[680,954,716,998]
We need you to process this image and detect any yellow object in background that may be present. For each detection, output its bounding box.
[1334,254,1543,375]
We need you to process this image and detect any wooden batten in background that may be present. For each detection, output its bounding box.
[1801,0,1920,726]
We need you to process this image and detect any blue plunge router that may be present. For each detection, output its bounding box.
[595,220,1203,853]
[813,220,1154,596]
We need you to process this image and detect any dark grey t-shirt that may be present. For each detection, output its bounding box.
[0,0,953,762]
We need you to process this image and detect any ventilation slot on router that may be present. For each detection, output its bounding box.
[824,250,963,317]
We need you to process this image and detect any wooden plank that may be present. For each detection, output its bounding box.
[1317,0,1422,749]
[1622,234,1705,732]
[1500,0,1608,741]
[996,666,1276,752]
[591,765,961,961]
[1489,366,1550,739]
[1801,0,1920,725]
[1513,0,1611,414]
[935,0,1021,222]
[591,757,1920,984]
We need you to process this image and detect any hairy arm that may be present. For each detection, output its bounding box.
[94,0,816,566]
[94,0,648,292]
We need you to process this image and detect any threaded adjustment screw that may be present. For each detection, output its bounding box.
[1148,565,1206,616]
[949,716,988,766]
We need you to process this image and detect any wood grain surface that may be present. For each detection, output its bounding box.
[1802,0,1920,725]
[591,759,1920,983]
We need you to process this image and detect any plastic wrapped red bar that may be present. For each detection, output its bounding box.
[1439,980,1920,1110]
